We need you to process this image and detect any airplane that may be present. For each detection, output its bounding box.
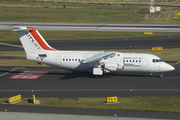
[12,27,175,78]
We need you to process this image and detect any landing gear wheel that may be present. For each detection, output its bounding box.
[159,73,163,78]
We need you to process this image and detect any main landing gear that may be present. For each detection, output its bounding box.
[150,73,164,78]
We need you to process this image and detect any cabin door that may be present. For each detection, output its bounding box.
[56,56,61,65]
[142,58,148,68]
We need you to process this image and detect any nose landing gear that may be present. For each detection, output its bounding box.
[159,73,163,78]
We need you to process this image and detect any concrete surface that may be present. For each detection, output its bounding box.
[0,22,180,33]
[0,112,173,120]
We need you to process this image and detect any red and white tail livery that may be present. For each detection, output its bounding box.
[12,27,55,54]
[12,27,175,78]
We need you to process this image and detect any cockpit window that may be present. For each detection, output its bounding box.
[153,59,164,63]
[159,59,163,62]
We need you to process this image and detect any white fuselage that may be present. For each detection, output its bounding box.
[27,50,174,73]
[12,26,175,76]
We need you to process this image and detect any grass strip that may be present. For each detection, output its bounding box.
[0,30,179,41]
[0,51,25,57]
[35,0,180,5]
[0,48,179,67]
[0,1,180,24]
[1,97,180,113]
[0,59,49,67]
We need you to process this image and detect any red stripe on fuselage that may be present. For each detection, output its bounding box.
[27,27,54,51]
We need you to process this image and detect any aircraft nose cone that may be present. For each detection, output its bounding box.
[169,66,175,71]
[161,63,175,72]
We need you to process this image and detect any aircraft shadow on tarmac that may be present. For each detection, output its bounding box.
[50,72,157,80]
[2,62,179,80]
[0,69,155,80]
[45,63,180,79]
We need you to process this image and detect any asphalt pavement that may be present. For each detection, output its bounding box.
[0,33,180,119]
[0,35,180,51]
[0,62,179,98]
[0,104,180,120]
[0,65,179,120]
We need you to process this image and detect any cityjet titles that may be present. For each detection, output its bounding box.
[25,32,41,50]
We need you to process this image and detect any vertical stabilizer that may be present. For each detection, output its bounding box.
[12,27,55,54]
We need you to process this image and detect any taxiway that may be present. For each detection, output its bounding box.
[0,34,179,119]
[0,36,180,51]
[0,22,180,32]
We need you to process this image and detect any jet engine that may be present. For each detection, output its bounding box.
[104,63,124,71]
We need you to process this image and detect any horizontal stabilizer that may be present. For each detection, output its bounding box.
[11,28,34,32]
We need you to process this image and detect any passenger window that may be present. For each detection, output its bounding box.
[130,60,131,62]
[136,60,138,62]
[78,59,80,61]
[75,59,77,61]
[123,60,125,63]
[66,59,68,61]
[69,59,71,61]
[126,60,128,62]
[63,59,65,61]
[133,60,134,62]
[72,59,74,61]
[139,60,141,62]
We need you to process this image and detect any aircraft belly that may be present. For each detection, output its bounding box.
[123,64,160,73]
[60,62,92,71]
[123,67,142,72]
[123,64,142,72]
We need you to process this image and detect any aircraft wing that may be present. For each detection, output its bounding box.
[81,52,116,63]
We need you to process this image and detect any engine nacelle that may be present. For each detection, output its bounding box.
[104,63,124,71]
[117,63,124,70]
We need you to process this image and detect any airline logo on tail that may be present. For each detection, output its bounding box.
[12,27,55,54]
[26,27,55,51]
[25,31,41,50]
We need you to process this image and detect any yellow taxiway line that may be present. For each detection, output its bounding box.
[0,69,15,77]
[0,42,23,48]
